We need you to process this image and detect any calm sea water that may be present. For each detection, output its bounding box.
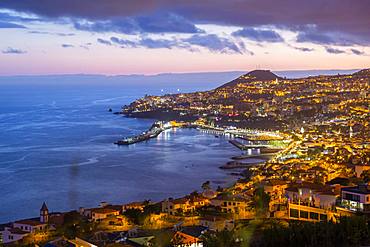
[0,81,253,223]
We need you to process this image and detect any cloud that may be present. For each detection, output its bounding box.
[183,34,245,54]
[61,44,74,48]
[287,44,314,52]
[74,19,138,34]
[73,13,202,34]
[28,30,75,36]
[97,38,112,46]
[1,0,369,45]
[135,13,203,34]
[2,47,27,54]
[325,47,345,54]
[350,49,365,56]
[0,21,26,28]
[110,37,138,47]
[296,29,359,46]
[232,28,283,42]
[294,47,314,52]
[98,34,249,54]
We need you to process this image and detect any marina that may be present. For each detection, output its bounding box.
[114,121,172,145]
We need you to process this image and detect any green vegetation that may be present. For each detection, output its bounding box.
[123,202,162,225]
[252,216,370,247]
[252,187,270,216]
[202,229,239,247]
[56,211,97,239]
[202,217,370,247]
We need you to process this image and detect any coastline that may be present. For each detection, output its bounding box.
[1,117,286,225]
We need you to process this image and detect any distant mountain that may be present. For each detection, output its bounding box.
[218,70,282,89]
[353,68,370,76]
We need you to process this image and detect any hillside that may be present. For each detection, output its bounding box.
[122,69,369,130]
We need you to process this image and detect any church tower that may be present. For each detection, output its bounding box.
[40,202,49,223]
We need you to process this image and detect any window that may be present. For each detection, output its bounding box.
[343,192,360,202]
[300,210,308,219]
[320,214,327,221]
[290,209,299,218]
[310,212,319,220]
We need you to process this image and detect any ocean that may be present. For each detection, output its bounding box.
[0,79,249,223]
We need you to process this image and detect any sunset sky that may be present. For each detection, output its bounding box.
[0,0,369,75]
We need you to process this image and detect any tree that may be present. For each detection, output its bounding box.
[202,229,239,247]
[360,169,370,183]
[202,181,211,191]
[252,187,270,216]
[123,208,143,225]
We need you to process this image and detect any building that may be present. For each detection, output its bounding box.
[341,184,370,212]
[162,195,209,215]
[210,194,249,218]
[263,180,288,199]
[40,202,49,223]
[313,191,338,209]
[171,226,207,247]
[123,201,147,212]
[80,205,120,221]
[1,227,29,244]
[199,215,234,231]
[1,203,49,244]
[288,203,339,222]
[90,208,120,221]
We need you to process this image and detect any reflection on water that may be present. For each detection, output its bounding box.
[0,85,240,223]
[68,160,80,209]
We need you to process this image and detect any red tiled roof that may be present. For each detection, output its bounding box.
[91,208,120,214]
[14,219,44,226]
[7,228,29,235]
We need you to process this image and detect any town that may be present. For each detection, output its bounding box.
[1,69,369,246]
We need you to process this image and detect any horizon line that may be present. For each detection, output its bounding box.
[0,68,364,78]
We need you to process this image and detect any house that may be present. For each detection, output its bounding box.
[341,184,370,212]
[69,237,98,247]
[162,195,209,215]
[263,180,288,199]
[171,226,207,247]
[123,201,147,212]
[0,202,49,244]
[285,182,330,205]
[199,215,234,231]
[1,227,29,244]
[210,194,248,216]
[90,208,120,221]
[13,219,48,232]
[80,205,120,221]
[313,191,338,209]
[162,198,190,215]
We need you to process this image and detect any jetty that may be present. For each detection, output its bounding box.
[115,121,171,145]
[229,140,269,150]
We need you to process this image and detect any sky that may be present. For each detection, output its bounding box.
[0,0,369,75]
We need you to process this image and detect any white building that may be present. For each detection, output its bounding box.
[341,185,370,212]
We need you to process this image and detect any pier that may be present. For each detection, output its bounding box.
[115,121,171,145]
[229,140,270,150]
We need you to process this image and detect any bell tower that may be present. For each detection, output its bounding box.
[40,202,49,223]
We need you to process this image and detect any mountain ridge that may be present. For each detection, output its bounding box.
[218,70,282,89]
